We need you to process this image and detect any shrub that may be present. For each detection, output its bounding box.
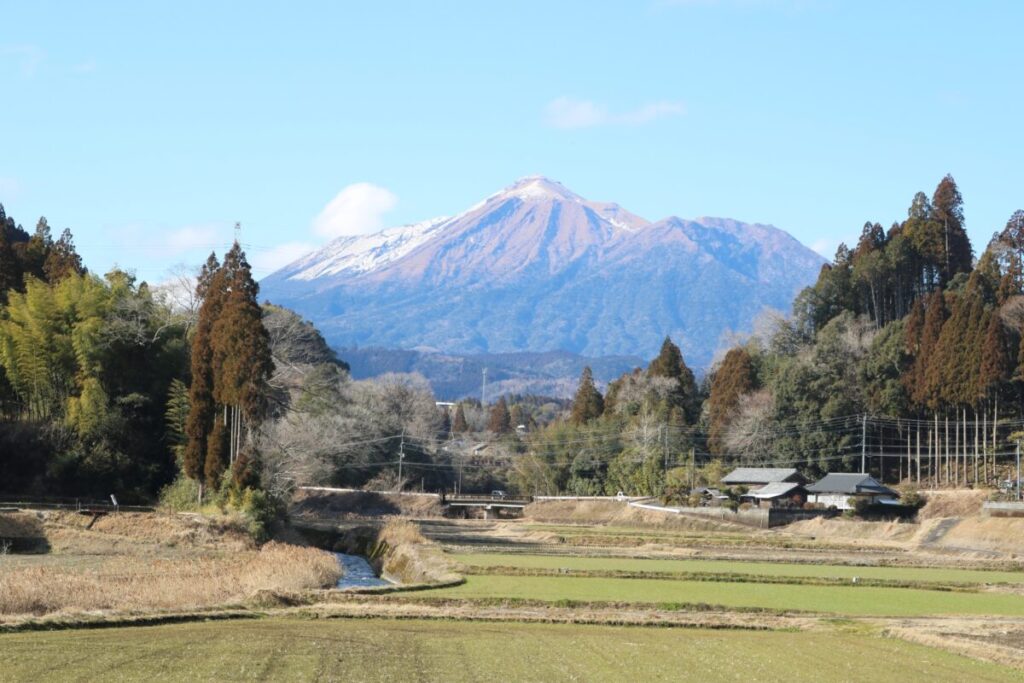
[738,502,753,511]
[722,500,738,512]
[158,476,201,511]
[240,488,286,543]
[899,490,927,509]
[852,497,872,518]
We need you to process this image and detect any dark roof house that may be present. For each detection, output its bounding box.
[721,467,804,486]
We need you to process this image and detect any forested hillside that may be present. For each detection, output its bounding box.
[0,205,447,505]
[514,174,1024,497]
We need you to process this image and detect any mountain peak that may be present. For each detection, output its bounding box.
[498,175,582,202]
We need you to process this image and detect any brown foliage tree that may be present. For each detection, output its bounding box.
[707,347,755,455]
[487,396,511,434]
[569,366,604,425]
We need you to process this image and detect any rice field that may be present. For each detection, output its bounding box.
[1,617,1018,682]
[424,574,1024,617]
[452,552,1024,585]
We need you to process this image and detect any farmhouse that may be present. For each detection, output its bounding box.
[739,481,809,509]
[806,473,899,510]
[721,467,805,487]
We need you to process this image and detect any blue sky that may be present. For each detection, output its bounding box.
[1,1,1022,284]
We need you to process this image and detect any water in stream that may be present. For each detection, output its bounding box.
[334,553,392,589]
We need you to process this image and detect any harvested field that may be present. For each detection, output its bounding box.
[1,617,1017,682]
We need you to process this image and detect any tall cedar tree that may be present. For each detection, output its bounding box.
[570,366,604,425]
[487,397,511,434]
[931,174,973,284]
[451,403,469,433]
[914,292,949,410]
[647,336,698,421]
[210,243,273,422]
[183,256,223,486]
[205,243,273,482]
[707,347,755,454]
[980,314,1012,393]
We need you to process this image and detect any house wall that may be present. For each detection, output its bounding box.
[810,493,897,510]
[811,494,852,509]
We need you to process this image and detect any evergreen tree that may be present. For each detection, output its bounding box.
[707,347,755,454]
[42,228,84,282]
[24,217,52,279]
[196,252,220,301]
[569,366,604,425]
[451,403,469,433]
[0,228,19,300]
[906,292,947,409]
[647,336,698,421]
[487,396,511,434]
[931,174,973,283]
[980,314,1011,396]
[211,243,272,422]
[183,264,227,492]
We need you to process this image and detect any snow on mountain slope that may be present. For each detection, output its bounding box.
[279,215,451,281]
[261,177,825,367]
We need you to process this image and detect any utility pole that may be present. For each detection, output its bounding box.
[690,447,696,490]
[861,414,867,474]
[397,430,406,488]
[662,425,668,476]
[481,368,488,406]
[1017,441,1021,502]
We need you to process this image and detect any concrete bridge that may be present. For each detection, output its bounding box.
[441,493,533,519]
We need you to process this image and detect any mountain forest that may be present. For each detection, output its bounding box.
[1,173,1023,507]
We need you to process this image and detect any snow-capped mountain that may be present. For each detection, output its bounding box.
[261,176,825,369]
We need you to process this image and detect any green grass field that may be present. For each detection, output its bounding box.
[1,618,1018,682]
[425,574,1024,617]
[452,552,1024,585]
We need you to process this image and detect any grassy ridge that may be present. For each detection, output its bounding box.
[424,574,1024,617]
[1,618,1018,682]
[452,552,1024,585]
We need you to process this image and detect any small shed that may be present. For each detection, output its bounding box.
[721,467,805,487]
[806,473,898,510]
[740,481,808,509]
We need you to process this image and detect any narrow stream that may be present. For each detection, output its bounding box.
[334,553,392,588]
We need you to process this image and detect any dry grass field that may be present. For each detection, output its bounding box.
[0,510,340,619]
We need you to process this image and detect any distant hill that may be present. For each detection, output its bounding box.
[262,176,825,374]
[339,347,645,401]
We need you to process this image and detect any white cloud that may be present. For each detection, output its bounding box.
[544,97,686,129]
[312,182,397,238]
[249,241,317,273]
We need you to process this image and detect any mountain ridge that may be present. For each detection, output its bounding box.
[261,177,825,370]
